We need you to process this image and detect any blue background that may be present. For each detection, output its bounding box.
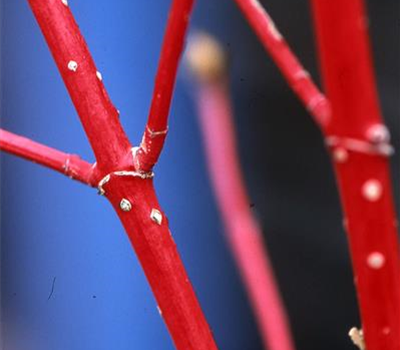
[1,1,399,350]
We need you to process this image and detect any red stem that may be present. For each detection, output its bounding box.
[0,128,95,186]
[25,1,219,349]
[311,1,400,349]
[195,79,296,350]
[27,0,131,173]
[103,176,218,350]
[135,0,194,172]
[233,0,331,128]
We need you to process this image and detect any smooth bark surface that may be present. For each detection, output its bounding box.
[311,1,400,349]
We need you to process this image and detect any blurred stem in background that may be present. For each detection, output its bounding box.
[186,33,296,350]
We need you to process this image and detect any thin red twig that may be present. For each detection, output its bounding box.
[311,1,400,349]
[187,34,296,350]
[0,128,95,186]
[233,0,331,128]
[134,0,195,172]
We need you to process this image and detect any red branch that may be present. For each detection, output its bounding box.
[24,1,219,349]
[0,128,95,186]
[103,175,218,350]
[134,0,195,172]
[311,1,400,349]
[233,0,331,128]
[187,35,296,350]
[27,0,131,172]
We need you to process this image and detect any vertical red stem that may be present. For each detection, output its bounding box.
[196,80,296,350]
[311,1,400,349]
[135,0,195,172]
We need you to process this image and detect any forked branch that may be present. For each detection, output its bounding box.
[23,1,219,349]
[0,128,95,186]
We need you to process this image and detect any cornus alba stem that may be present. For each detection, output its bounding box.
[1,0,220,349]
[187,34,296,350]
[0,128,95,186]
[27,0,130,172]
[232,0,331,128]
[311,1,400,350]
[135,0,194,172]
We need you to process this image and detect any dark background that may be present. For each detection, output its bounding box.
[1,0,399,349]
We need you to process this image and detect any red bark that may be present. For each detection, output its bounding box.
[0,128,95,186]
[102,175,218,350]
[135,0,195,172]
[311,1,400,349]
[233,0,331,128]
[5,0,399,349]
[27,0,131,173]
[22,1,219,349]
[188,35,296,350]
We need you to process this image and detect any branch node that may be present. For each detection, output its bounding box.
[97,170,154,196]
[326,136,394,158]
[147,126,169,139]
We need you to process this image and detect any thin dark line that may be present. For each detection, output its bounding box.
[47,277,57,301]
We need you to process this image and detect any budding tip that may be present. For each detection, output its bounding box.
[186,32,227,83]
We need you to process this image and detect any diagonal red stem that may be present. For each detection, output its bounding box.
[311,1,400,349]
[0,128,95,186]
[27,0,131,172]
[233,0,331,128]
[103,176,219,350]
[134,0,194,172]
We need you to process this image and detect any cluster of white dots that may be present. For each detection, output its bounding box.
[119,199,163,225]
[67,61,105,84]
[332,127,391,273]
[362,180,385,270]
